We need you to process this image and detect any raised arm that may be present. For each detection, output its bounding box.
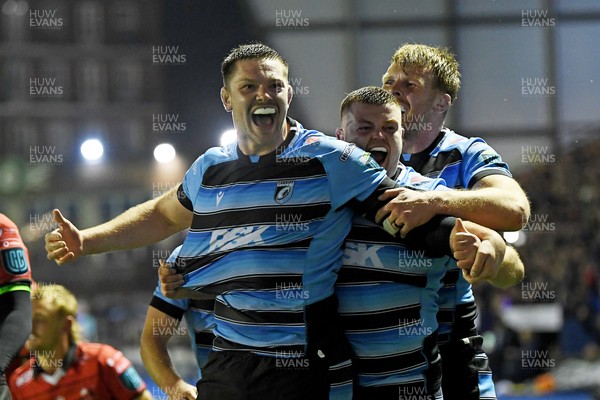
[45,185,192,265]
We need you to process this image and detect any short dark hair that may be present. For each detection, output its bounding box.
[340,86,400,119]
[221,42,289,86]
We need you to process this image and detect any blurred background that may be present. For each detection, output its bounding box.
[1,0,599,398]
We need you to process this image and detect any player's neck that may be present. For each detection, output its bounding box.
[38,339,70,374]
[238,121,290,156]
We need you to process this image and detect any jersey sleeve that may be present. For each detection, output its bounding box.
[316,140,387,210]
[97,345,146,399]
[149,245,188,319]
[179,155,205,211]
[461,139,512,188]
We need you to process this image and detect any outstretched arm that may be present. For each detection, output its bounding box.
[45,185,192,265]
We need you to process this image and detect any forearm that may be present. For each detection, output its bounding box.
[140,333,183,391]
[0,291,31,373]
[487,245,524,288]
[430,187,529,231]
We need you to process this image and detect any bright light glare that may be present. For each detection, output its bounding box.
[80,139,104,161]
[154,143,176,164]
[220,129,237,146]
[503,231,526,247]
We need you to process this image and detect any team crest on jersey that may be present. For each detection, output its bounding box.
[274,180,294,204]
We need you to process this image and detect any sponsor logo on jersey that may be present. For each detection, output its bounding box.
[1,248,28,275]
[339,143,355,162]
[274,181,294,204]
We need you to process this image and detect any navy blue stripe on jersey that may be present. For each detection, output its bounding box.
[202,157,327,186]
[188,203,331,231]
[340,303,421,332]
[212,336,305,357]
[195,331,216,347]
[150,296,185,320]
[214,296,304,325]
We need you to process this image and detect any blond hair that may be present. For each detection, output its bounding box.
[33,283,82,343]
[390,44,461,102]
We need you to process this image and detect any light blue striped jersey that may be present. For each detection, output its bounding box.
[336,167,453,391]
[402,128,511,343]
[175,119,388,355]
[149,246,216,379]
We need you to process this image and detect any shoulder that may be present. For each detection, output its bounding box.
[438,128,494,155]
[9,364,34,389]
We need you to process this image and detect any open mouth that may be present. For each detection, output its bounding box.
[368,146,388,166]
[252,107,276,129]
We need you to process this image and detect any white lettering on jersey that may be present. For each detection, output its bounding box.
[208,226,269,253]
[343,242,385,268]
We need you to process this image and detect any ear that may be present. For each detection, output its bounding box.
[287,84,293,105]
[220,87,232,112]
[433,92,452,114]
[64,315,74,337]
[335,127,344,140]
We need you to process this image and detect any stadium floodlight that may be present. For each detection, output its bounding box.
[154,143,176,164]
[80,139,104,162]
[220,129,237,147]
[503,231,526,247]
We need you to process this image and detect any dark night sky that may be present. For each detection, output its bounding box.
[162,1,264,161]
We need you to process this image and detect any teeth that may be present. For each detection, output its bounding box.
[253,107,276,115]
[370,146,388,153]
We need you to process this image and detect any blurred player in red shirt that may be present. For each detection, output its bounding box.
[0,213,32,400]
[9,284,151,400]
